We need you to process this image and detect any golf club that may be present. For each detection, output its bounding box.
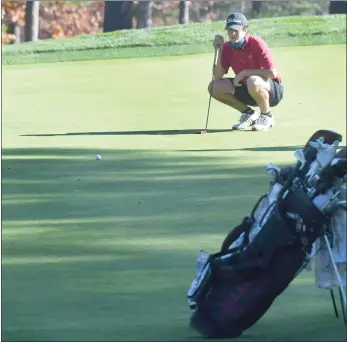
[196,46,220,134]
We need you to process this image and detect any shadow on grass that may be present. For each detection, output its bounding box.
[0,146,261,340]
[178,146,347,153]
[2,147,271,225]
[180,146,303,152]
[2,147,345,341]
[20,128,235,137]
[2,231,345,341]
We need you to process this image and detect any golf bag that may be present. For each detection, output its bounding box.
[187,130,347,339]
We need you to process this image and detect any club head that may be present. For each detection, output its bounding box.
[295,145,317,179]
[294,149,306,169]
[196,130,207,134]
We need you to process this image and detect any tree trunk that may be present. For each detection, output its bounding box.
[179,1,189,24]
[7,22,23,43]
[251,0,262,17]
[103,1,133,32]
[240,0,246,14]
[191,1,201,22]
[137,1,153,29]
[329,1,346,14]
[24,1,40,42]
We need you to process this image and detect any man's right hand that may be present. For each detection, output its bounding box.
[213,35,224,50]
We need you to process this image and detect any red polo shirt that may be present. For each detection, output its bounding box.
[221,35,282,83]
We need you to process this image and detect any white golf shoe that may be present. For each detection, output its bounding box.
[233,112,260,130]
[252,114,275,131]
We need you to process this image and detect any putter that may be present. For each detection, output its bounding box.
[197,46,220,134]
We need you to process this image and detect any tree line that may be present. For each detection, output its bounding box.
[2,1,346,44]
[104,0,346,32]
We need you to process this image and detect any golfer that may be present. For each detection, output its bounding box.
[209,13,284,131]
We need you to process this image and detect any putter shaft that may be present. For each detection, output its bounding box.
[203,47,219,131]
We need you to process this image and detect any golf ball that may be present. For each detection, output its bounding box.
[96,154,102,160]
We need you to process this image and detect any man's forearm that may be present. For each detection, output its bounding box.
[242,69,277,79]
[213,48,226,80]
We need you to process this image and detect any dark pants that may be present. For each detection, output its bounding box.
[228,78,284,108]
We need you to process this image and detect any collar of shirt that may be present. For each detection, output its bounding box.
[232,34,250,51]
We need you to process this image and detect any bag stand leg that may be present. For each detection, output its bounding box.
[323,234,346,324]
[338,287,347,323]
[330,289,339,318]
[329,288,346,323]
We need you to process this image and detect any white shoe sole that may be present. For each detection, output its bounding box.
[233,122,257,131]
[252,124,273,131]
[234,126,253,131]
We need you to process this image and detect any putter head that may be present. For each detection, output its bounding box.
[196,130,207,134]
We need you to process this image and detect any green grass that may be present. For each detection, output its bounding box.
[2,14,346,65]
[2,44,346,341]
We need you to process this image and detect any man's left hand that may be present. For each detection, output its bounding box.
[233,71,245,87]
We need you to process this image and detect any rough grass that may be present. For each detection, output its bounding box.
[2,14,346,65]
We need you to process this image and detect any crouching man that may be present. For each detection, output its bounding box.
[209,13,284,131]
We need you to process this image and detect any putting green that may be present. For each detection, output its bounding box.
[2,44,346,341]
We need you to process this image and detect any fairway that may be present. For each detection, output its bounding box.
[2,44,346,341]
